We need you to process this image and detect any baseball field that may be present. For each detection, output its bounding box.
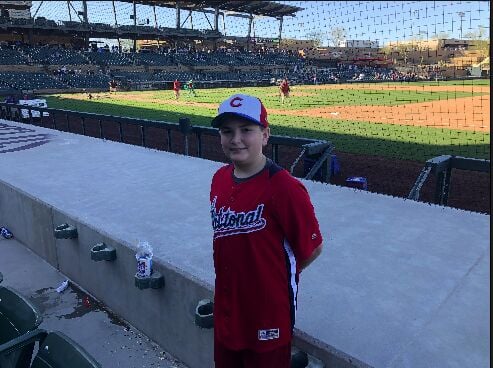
[44,79,490,163]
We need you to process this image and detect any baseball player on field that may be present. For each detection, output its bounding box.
[279,77,291,105]
[210,94,324,368]
[173,79,181,100]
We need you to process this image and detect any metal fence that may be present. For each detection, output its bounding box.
[0,101,335,182]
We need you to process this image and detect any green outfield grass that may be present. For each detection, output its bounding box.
[45,83,490,162]
[182,87,485,110]
[403,79,490,86]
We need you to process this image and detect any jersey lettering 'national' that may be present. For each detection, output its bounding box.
[211,196,266,239]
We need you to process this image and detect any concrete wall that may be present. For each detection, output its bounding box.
[1,179,215,368]
[0,180,57,267]
[0,177,380,368]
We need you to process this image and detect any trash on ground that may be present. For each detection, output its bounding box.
[0,227,13,239]
[56,279,69,293]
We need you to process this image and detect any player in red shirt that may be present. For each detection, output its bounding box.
[173,79,181,100]
[279,78,291,105]
[210,94,323,368]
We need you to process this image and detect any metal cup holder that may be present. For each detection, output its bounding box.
[90,242,117,262]
[54,223,78,239]
[134,271,164,290]
[195,299,214,329]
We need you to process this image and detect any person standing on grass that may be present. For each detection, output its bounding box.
[210,94,323,368]
[279,78,291,105]
[173,79,181,100]
[187,79,196,97]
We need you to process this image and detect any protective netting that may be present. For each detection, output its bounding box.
[1,1,490,213]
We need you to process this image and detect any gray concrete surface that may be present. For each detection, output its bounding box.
[0,237,188,368]
[0,120,490,368]
[0,179,215,368]
[0,180,57,266]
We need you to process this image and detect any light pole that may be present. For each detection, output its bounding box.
[457,12,465,39]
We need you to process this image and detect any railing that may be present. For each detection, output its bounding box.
[0,102,335,183]
[408,155,491,205]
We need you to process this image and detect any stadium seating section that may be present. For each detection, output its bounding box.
[0,72,69,90]
[28,46,89,65]
[0,42,417,91]
[0,46,29,65]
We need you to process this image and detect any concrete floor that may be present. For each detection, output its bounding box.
[0,237,188,368]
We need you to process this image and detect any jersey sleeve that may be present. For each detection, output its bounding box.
[272,173,323,266]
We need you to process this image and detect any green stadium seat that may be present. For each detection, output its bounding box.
[31,331,101,368]
[0,286,43,368]
[0,329,101,368]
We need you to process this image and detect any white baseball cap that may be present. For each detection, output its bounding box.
[211,94,268,128]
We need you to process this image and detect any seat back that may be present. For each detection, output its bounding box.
[0,286,43,344]
[0,287,43,368]
[31,332,101,368]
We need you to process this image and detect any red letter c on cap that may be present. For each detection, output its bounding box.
[230,97,243,107]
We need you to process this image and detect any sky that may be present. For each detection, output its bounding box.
[30,1,490,47]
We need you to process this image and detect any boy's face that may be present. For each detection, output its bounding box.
[219,118,269,167]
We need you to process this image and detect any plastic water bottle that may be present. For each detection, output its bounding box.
[135,240,153,277]
[56,280,69,293]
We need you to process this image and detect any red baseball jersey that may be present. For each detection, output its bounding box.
[210,160,323,352]
[173,80,181,91]
[280,81,289,93]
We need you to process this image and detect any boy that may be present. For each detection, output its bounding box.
[210,94,323,368]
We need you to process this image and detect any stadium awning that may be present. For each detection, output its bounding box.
[126,1,303,18]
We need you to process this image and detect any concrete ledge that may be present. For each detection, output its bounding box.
[52,209,214,367]
[0,141,364,368]
[0,179,214,367]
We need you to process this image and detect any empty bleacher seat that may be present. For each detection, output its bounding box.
[0,329,102,368]
[0,46,29,65]
[28,46,88,65]
[133,53,175,66]
[0,72,69,90]
[84,52,133,66]
[59,73,110,89]
[0,286,43,368]
[34,330,102,368]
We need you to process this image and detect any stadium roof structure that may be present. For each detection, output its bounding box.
[125,1,303,18]
[0,0,303,50]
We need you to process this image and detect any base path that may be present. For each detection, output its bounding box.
[0,119,489,368]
